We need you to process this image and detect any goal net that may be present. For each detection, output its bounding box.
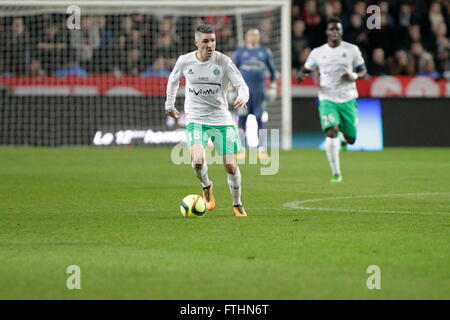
[0,0,291,148]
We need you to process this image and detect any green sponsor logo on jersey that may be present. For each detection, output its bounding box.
[213,69,220,75]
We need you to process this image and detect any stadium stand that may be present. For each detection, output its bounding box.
[0,0,448,79]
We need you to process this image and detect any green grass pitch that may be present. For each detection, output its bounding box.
[0,147,449,299]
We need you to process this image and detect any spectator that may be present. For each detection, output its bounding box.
[118,16,134,47]
[70,16,100,72]
[303,0,321,28]
[388,49,415,75]
[400,23,431,52]
[322,2,335,21]
[428,1,445,33]
[4,18,30,75]
[142,57,170,76]
[179,17,204,53]
[378,0,395,27]
[92,15,116,73]
[27,58,46,77]
[36,24,68,74]
[436,47,450,79]
[303,0,325,48]
[433,21,449,54]
[344,13,369,57]
[292,19,310,58]
[368,13,398,58]
[220,24,236,55]
[293,46,311,74]
[418,58,440,79]
[368,48,389,76]
[292,4,302,20]
[121,47,144,75]
[97,16,115,48]
[204,15,231,41]
[398,3,414,28]
[154,30,179,69]
[0,18,6,74]
[153,16,179,66]
[410,41,433,74]
[332,1,349,30]
[353,1,366,19]
[258,18,274,48]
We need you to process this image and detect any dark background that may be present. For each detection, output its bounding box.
[292,98,450,147]
[0,95,449,146]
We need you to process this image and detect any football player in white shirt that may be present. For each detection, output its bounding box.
[297,17,367,182]
[165,24,250,216]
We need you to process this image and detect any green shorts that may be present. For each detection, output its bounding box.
[318,99,358,139]
[186,122,242,155]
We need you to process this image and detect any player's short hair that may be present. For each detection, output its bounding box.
[246,28,259,33]
[195,24,215,41]
[327,17,344,35]
[327,17,342,27]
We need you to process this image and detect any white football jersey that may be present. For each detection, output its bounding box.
[165,51,249,126]
[304,41,365,103]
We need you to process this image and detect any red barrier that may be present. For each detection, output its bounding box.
[1,75,449,97]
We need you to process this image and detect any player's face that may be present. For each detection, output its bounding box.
[246,29,260,46]
[326,22,343,44]
[195,33,216,60]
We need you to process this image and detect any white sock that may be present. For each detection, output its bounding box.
[192,162,211,188]
[325,137,341,175]
[227,167,242,206]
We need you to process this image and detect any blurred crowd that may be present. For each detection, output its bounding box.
[0,13,243,77]
[0,0,448,79]
[292,0,450,79]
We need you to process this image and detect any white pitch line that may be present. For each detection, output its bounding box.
[283,192,450,215]
[49,192,448,215]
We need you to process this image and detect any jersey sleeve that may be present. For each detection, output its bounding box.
[265,48,278,82]
[165,56,183,112]
[352,45,365,69]
[225,56,249,103]
[304,48,318,72]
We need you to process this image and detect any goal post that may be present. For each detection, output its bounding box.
[0,0,292,149]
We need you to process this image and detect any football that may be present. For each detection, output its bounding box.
[180,194,207,217]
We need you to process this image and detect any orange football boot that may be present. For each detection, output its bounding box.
[233,205,247,217]
[202,181,216,210]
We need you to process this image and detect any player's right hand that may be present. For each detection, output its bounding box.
[296,72,308,82]
[166,109,180,119]
[233,97,247,109]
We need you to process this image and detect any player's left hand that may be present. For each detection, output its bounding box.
[266,82,277,102]
[233,97,247,109]
[341,72,358,82]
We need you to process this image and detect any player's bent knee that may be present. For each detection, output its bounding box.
[191,160,204,169]
[325,126,339,138]
[344,135,356,144]
[224,164,237,175]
